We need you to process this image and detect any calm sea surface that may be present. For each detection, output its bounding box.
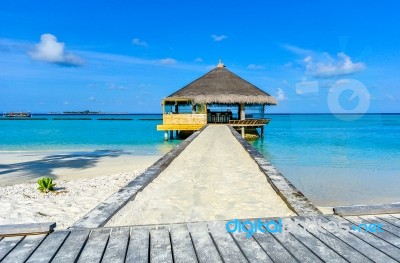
[0,114,399,206]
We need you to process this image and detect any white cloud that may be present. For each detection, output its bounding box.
[211,34,227,42]
[276,88,287,101]
[247,64,266,70]
[29,34,83,66]
[88,96,95,101]
[283,44,365,78]
[63,101,69,105]
[194,57,203,62]
[159,58,177,65]
[305,52,365,78]
[132,38,149,48]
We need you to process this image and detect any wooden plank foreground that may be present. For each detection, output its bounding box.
[1,214,400,262]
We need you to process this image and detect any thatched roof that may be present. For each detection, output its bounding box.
[166,65,277,105]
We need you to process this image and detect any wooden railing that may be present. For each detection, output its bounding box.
[229,119,270,126]
[157,114,207,131]
[163,114,207,125]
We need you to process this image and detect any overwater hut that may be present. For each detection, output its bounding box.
[157,61,277,140]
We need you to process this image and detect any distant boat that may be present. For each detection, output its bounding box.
[3,112,32,118]
[63,110,101,115]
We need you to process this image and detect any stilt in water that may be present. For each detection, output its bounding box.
[164,131,168,141]
[241,127,245,138]
[169,131,174,139]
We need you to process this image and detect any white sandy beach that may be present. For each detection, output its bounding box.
[107,126,295,227]
[0,152,161,229]
[0,171,145,229]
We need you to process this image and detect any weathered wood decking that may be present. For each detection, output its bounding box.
[1,214,400,262]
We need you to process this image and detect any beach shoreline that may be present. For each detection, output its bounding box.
[0,150,162,186]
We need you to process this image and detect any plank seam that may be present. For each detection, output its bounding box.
[227,232,251,262]
[123,228,131,263]
[288,218,349,262]
[47,231,71,262]
[323,216,398,262]
[98,232,111,263]
[208,232,224,262]
[169,230,175,263]
[310,216,377,263]
[287,232,327,262]
[295,217,368,263]
[341,216,400,258]
[267,231,302,263]
[188,232,201,263]
[23,234,49,262]
[72,229,92,262]
[372,215,400,237]
[0,236,25,261]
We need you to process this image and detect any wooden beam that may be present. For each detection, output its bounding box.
[334,203,400,216]
[0,222,56,237]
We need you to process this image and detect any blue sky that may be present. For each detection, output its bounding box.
[1,0,399,113]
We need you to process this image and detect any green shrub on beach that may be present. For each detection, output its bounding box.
[37,178,56,193]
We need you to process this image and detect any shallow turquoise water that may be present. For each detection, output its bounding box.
[0,114,399,206]
[251,114,400,206]
[0,114,179,155]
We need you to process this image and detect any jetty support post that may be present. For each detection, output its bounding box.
[169,131,174,139]
[164,131,168,141]
[241,126,245,138]
[261,126,264,137]
[240,103,245,120]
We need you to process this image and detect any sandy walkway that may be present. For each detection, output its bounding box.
[107,125,294,226]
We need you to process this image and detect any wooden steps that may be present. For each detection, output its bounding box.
[1,215,400,262]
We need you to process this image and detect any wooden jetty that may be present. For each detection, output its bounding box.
[1,214,400,262]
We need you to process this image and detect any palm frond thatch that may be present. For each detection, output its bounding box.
[167,66,277,105]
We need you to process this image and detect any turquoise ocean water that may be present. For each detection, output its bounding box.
[0,114,399,206]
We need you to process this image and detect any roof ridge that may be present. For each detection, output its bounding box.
[165,66,277,105]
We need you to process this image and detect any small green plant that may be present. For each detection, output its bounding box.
[37,177,56,193]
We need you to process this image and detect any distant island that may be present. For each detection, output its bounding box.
[63,110,101,115]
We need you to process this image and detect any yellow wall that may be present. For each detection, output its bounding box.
[163,114,207,125]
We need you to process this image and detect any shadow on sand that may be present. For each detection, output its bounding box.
[0,150,129,183]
